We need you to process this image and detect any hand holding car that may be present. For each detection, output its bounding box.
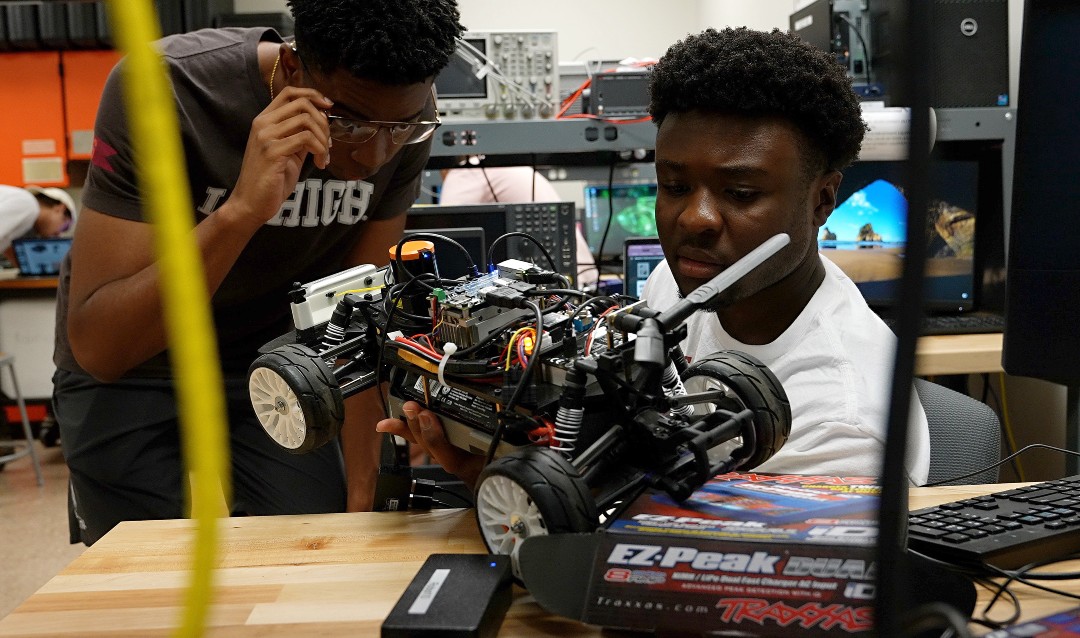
[376,400,486,490]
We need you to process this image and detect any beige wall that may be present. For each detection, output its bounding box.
[234,0,793,60]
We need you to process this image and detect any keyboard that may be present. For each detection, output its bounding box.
[881,311,1005,336]
[908,475,1080,570]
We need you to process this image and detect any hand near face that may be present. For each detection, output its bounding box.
[376,401,486,490]
[229,87,333,226]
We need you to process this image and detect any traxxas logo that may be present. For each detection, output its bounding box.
[717,597,873,632]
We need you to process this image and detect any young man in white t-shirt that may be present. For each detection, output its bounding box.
[640,27,929,484]
[377,27,930,487]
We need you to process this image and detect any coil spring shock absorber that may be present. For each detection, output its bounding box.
[553,368,587,458]
[661,361,694,417]
[322,294,359,350]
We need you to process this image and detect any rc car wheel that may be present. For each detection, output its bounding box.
[681,350,791,469]
[247,343,344,454]
[474,447,598,580]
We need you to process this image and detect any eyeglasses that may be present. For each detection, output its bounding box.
[289,43,441,145]
[325,85,441,145]
[326,108,441,145]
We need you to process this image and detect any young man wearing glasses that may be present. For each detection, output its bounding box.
[53,0,465,545]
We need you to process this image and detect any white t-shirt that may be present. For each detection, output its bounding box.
[642,253,930,485]
[0,185,38,253]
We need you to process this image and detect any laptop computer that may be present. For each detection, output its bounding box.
[11,237,73,277]
[622,236,664,299]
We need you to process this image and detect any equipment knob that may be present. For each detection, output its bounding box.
[503,103,516,118]
[484,103,499,119]
[493,34,503,45]
[521,103,535,118]
[539,103,554,118]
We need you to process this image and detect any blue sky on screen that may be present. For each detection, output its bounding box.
[824,179,908,243]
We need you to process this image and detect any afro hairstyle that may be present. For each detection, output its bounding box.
[649,27,867,173]
[288,0,465,85]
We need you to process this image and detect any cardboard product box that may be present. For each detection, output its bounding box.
[583,471,881,636]
[983,605,1080,636]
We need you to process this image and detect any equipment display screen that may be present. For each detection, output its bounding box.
[434,38,488,99]
[583,183,658,261]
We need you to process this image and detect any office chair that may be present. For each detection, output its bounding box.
[0,353,44,486]
[914,378,1000,485]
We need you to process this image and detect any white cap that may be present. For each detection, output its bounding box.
[25,186,77,219]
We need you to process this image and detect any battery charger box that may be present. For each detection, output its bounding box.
[382,553,512,638]
[583,471,881,636]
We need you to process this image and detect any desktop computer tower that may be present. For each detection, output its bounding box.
[928,0,1010,107]
[872,0,1009,108]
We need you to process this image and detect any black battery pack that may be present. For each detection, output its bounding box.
[382,553,512,638]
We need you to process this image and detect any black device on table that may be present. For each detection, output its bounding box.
[880,310,1005,336]
[382,554,512,638]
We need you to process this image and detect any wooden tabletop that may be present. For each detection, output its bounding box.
[0,509,590,637]
[1,483,1069,636]
[0,276,59,291]
[915,332,1004,376]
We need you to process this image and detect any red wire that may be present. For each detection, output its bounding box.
[527,418,555,444]
[557,77,592,118]
[394,336,441,359]
[584,305,620,355]
[559,113,653,124]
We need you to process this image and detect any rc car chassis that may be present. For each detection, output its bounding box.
[248,232,793,575]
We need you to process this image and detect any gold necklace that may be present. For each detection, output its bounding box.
[269,52,281,99]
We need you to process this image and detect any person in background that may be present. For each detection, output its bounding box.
[438,163,599,289]
[0,185,75,256]
[54,0,465,545]
[377,27,930,488]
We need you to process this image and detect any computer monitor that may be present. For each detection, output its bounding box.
[1002,0,1080,387]
[399,227,486,280]
[582,183,658,263]
[405,202,578,279]
[822,155,982,312]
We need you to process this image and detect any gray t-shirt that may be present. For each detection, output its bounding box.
[55,27,431,377]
